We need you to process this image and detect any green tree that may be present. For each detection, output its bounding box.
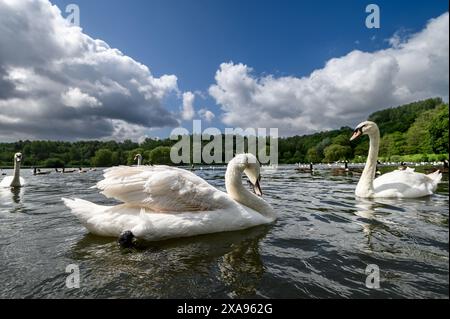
[323,144,352,162]
[429,103,449,154]
[91,149,113,167]
[44,158,65,168]
[292,150,303,163]
[379,132,406,159]
[369,97,443,134]
[306,147,322,163]
[149,146,172,165]
[353,139,369,157]
[405,110,433,154]
[283,151,293,162]
[332,133,351,146]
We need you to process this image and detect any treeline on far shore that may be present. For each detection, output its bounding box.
[0,98,448,168]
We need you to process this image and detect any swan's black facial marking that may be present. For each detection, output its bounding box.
[354,124,367,134]
[118,231,135,248]
[350,124,367,141]
[247,175,263,197]
[253,179,263,197]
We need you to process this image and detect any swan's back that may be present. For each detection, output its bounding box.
[96,165,232,212]
[0,176,25,187]
[373,168,442,198]
[0,176,13,187]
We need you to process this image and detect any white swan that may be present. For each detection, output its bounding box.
[62,153,276,243]
[134,154,142,166]
[0,153,25,188]
[350,121,442,198]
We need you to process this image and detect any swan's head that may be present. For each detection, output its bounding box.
[231,153,263,196]
[134,154,142,161]
[14,153,23,163]
[118,231,136,248]
[350,121,378,141]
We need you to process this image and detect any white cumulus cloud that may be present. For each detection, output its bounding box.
[181,91,195,121]
[198,108,215,122]
[61,87,102,108]
[209,12,449,136]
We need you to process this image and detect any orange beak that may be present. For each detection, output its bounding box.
[350,130,362,141]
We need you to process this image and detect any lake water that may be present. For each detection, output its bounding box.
[0,165,448,298]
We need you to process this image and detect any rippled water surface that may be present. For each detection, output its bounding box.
[0,165,448,298]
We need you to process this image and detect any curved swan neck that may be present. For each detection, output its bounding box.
[225,164,274,219]
[11,160,21,187]
[356,128,380,197]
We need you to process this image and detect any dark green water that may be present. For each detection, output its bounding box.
[0,165,448,298]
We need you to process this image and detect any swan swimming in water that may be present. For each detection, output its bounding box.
[134,154,142,166]
[62,153,276,244]
[0,153,25,188]
[350,121,442,198]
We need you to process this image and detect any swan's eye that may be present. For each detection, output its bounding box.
[354,124,366,133]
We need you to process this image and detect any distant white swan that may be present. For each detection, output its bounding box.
[134,154,142,166]
[350,121,442,198]
[63,154,276,244]
[0,153,25,188]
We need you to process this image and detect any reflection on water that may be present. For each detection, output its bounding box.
[218,227,267,297]
[0,166,448,298]
[0,186,24,205]
[66,226,269,298]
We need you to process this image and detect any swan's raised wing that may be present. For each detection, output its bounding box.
[95,166,232,212]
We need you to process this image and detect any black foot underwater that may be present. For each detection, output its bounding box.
[118,231,136,248]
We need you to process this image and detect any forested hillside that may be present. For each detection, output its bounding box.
[284,97,448,164]
[0,98,448,167]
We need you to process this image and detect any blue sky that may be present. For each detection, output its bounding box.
[50,0,447,83]
[0,0,448,141]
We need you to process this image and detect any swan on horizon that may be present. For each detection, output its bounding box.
[350,121,442,198]
[134,154,142,166]
[0,153,25,188]
[62,153,276,245]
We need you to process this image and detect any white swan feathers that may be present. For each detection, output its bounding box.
[350,121,442,198]
[0,153,26,188]
[63,154,276,241]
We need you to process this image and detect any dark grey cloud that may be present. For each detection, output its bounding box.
[0,66,17,99]
[0,0,179,141]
